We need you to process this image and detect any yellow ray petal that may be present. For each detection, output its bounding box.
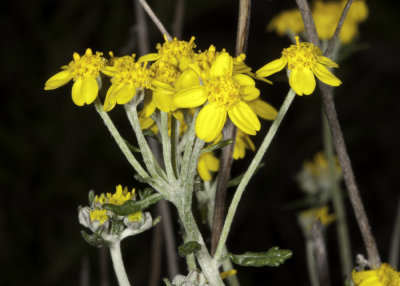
[71,77,98,106]
[175,69,200,91]
[174,86,207,108]
[204,153,220,172]
[153,91,175,112]
[115,86,136,104]
[311,63,342,87]
[103,84,118,111]
[228,101,260,135]
[44,70,73,90]
[256,57,287,78]
[138,53,160,63]
[197,155,212,181]
[247,98,277,120]
[240,86,260,101]
[289,68,316,95]
[210,52,233,78]
[195,103,227,142]
[317,56,339,68]
[233,74,255,86]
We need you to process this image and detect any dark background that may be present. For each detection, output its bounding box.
[1,0,399,285]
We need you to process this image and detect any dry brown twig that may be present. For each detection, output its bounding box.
[295,0,381,267]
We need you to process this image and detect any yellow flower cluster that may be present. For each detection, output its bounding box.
[45,36,277,145]
[268,0,368,44]
[352,263,400,286]
[256,36,341,95]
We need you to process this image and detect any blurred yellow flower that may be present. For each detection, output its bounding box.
[299,205,336,230]
[267,8,304,36]
[352,263,400,286]
[197,152,220,181]
[44,48,106,106]
[256,36,341,95]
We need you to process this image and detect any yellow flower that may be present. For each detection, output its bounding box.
[127,211,144,222]
[267,8,305,36]
[352,263,400,286]
[95,185,136,206]
[233,129,255,160]
[313,0,368,44]
[256,36,341,95]
[197,152,220,181]
[102,53,152,112]
[303,151,341,178]
[44,48,106,106]
[89,209,109,226]
[174,52,261,142]
[299,205,336,232]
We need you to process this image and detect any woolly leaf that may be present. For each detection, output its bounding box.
[229,247,292,267]
[178,241,202,257]
[103,193,164,215]
[201,139,233,154]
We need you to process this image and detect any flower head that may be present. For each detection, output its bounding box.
[352,263,400,286]
[102,53,152,111]
[174,52,261,142]
[94,184,136,206]
[268,8,305,36]
[44,48,107,106]
[256,36,341,95]
[233,129,256,160]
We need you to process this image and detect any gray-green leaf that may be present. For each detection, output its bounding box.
[201,139,233,154]
[103,193,164,215]
[229,247,292,267]
[178,241,202,257]
[81,230,109,248]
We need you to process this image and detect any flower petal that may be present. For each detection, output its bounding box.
[311,63,342,87]
[289,68,316,95]
[71,76,99,106]
[138,53,160,63]
[175,69,200,91]
[174,86,207,108]
[115,86,136,104]
[103,84,118,111]
[195,103,227,142]
[247,98,277,120]
[44,70,73,90]
[210,52,233,78]
[256,57,287,78]
[197,155,212,181]
[228,101,260,135]
[240,86,260,101]
[317,56,339,68]
[153,91,175,112]
[233,74,255,86]
[204,153,220,172]
[142,93,156,117]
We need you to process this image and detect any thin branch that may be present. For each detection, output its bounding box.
[324,0,354,56]
[295,0,381,267]
[311,222,330,286]
[134,0,150,55]
[389,196,400,267]
[171,0,185,38]
[148,216,163,286]
[138,0,172,40]
[210,0,251,257]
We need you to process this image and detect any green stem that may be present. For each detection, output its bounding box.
[322,112,352,279]
[214,89,296,262]
[306,239,319,286]
[94,99,148,179]
[171,116,180,178]
[124,101,165,180]
[110,242,131,286]
[157,111,176,182]
[180,109,199,181]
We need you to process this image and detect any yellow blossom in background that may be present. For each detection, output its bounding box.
[233,129,256,160]
[174,52,261,142]
[101,53,152,112]
[299,205,336,233]
[89,209,109,225]
[197,152,220,181]
[313,0,368,44]
[256,36,341,95]
[267,8,304,36]
[303,151,341,178]
[352,263,400,286]
[95,184,136,206]
[44,48,106,106]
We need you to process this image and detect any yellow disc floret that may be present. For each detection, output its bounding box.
[69,48,106,81]
[205,76,240,109]
[127,211,144,222]
[95,185,136,206]
[282,37,319,71]
[89,209,109,226]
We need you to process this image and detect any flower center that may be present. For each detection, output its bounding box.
[205,76,240,109]
[69,48,106,80]
[151,60,180,85]
[111,55,152,88]
[282,36,320,71]
[157,35,196,60]
[127,211,143,222]
[95,185,135,205]
[89,209,109,225]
